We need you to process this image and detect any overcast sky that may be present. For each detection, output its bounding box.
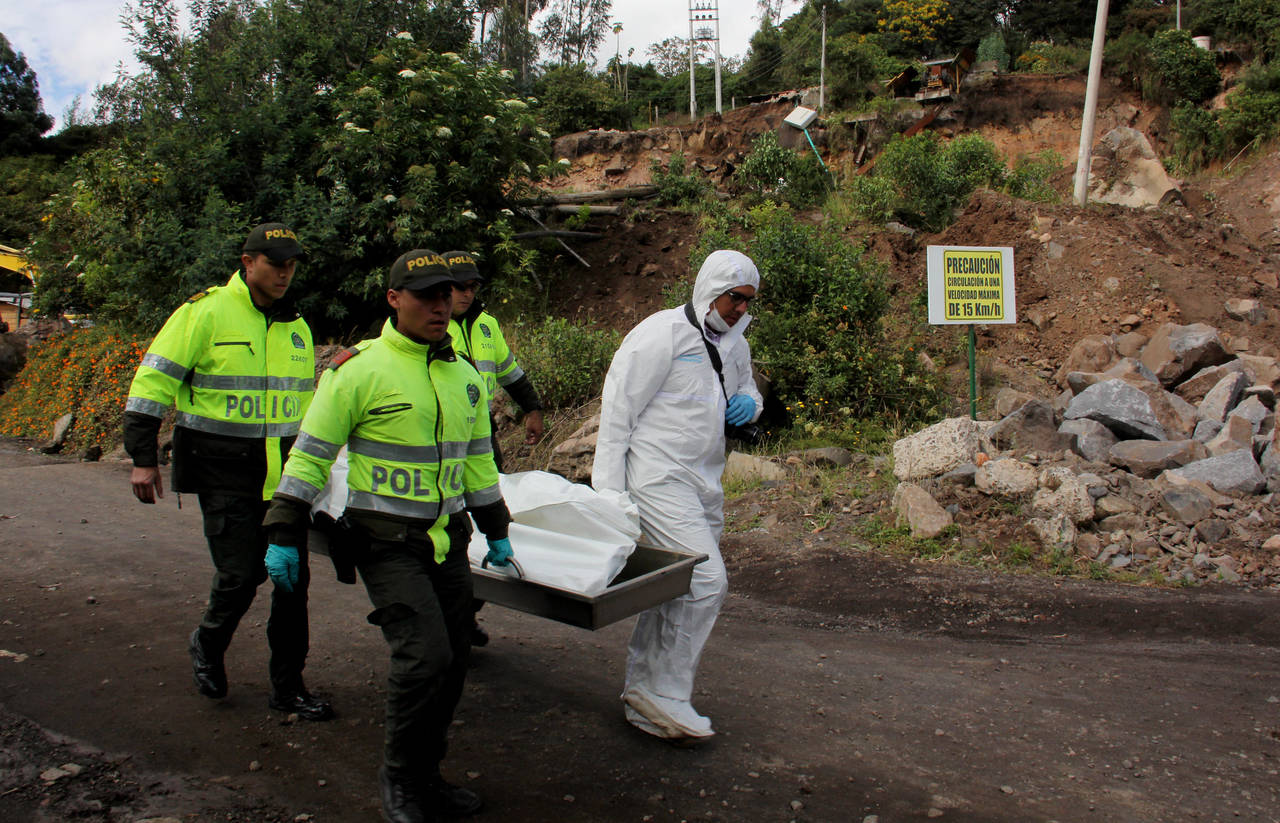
[2,0,803,132]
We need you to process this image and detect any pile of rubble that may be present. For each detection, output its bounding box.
[893,321,1280,587]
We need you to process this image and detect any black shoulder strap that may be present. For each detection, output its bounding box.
[683,302,728,401]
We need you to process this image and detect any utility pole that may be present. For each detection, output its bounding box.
[1073,0,1110,207]
[689,0,723,117]
[522,0,530,85]
[613,22,624,92]
[1176,0,1181,30]
[819,5,827,111]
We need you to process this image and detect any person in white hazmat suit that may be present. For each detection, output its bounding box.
[592,249,763,740]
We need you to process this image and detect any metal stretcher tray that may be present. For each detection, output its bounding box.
[473,544,708,630]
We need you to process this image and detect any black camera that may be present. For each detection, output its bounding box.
[725,422,761,445]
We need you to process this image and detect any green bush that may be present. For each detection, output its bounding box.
[1014,42,1090,74]
[735,131,830,208]
[1149,29,1220,104]
[1219,87,1280,153]
[1004,151,1062,201]
[976,32,1009,72]
[1170,103,1224,170]
[860,132,1006,230]
[532,64,629,136]
[690,203,943,424]
[503,317,620,409]
[650,153,711,206]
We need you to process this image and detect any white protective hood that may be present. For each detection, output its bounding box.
[592,250,763,497]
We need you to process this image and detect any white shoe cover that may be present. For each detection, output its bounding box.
[623,687,714,739]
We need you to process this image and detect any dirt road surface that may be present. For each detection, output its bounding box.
[2,442,1279,822]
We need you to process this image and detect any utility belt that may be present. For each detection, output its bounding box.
[313,511,472,584]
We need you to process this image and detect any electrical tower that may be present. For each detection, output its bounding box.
[688,0,722,119]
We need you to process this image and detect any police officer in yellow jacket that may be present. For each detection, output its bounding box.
[123,222,333,721]
[445,251,543,647]
[263,249,515,823]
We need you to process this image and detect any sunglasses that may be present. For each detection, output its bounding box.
[723,289,755,307]
[410,284,454,302]
[453,280,482,293]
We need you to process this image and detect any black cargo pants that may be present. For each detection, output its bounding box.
[195,492,310,694]
[357,524,473,781]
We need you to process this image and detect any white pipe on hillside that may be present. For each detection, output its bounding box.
[1074,0,1110,207]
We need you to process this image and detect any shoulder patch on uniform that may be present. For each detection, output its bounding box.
[467,382,482,407]
[185,287,213,303]
[328,345,363,370]
[479,322,492,339]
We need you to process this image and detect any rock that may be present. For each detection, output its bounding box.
[40,413,75,454]
[1106,357,1160,385]
[1243,384,1276,409]
[986,400,1073,454]
[1205,415,1255,457]
[547,415,600,483]
[1193,518,1231,544]
[975,458,1039,496]
[1066,371,1105,395]
[724,452,787,483]
[1115,331,1147,358]
[1108,439,1206,478]
[1088,127,1180,208]
[1055,335,1117,387]
[1064,379,1167,440]
[1174,360,1247,403]
[1029,512,1076,551]
[1140,323,1231,387]
[1076,532,1102,557]
[893,483,954,538]
[1193,419,1224,443]
[994,388,1037,418]
[1166,450,1266,496]
[1025,306,1052,331]
[792,447,854,468]
[1224,298,1267,324]
[940,463,978,486]
[1235,353,1280,388]
[1130,381,1197,440]
[1098,512,1145,532]
[892,417,988,481]
[1228,395,1269,434]
[1197,371,1249,423]
[1157,486,1214,524]
[1032,467,1095,524]
[1262,534,1280,550]
[1059,419,1119,463]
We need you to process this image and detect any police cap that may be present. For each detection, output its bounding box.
[243,222,305,263]
[444,250,482,284]
[388,249,455,292]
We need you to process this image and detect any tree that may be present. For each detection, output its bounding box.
[878,0,953,52]
[29,0,555,335]
[646,36,709,76]
[1186,0,1280,60]
[0,32,54,155]
[538,0,612,65]
[934,0,1007,54]
[533,63,627,134]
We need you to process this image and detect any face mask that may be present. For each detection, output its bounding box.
[704,307,730,334]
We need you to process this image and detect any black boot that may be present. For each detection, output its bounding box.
[425,773,482,817]
[188,628,227,699]
[469,621,489,648]
[379,766,430,823]
[269,686,335,721]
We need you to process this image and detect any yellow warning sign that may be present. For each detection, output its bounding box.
[941,249,1005,321]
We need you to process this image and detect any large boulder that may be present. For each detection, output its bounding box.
[1059,418,1119,463]
[1140,323,1231,387]
[1175,360,1247,403]
[1055,335,1118,387]
[1088,127,1180,208]
[893,482,953,539]
[1064,379,1167,440]
[547,415,600,484]
[985,399,1073,454]
[1109,439,1207,478]
[1197,371,1249,423]
[975,457,1039,496]
[1165,449,1266,496]
[892,417,988,481]
[1031,467,1095,524]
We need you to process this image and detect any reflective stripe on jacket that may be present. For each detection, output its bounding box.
[125,271,314,499]
[448,309,524,399]
[276,319,499,562]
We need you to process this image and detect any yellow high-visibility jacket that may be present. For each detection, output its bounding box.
[124,272,314,499]
[272,319,502,562]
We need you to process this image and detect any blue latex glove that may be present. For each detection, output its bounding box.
[265,544,300,592]
[485,537,514,567]
[725,394,756,426]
